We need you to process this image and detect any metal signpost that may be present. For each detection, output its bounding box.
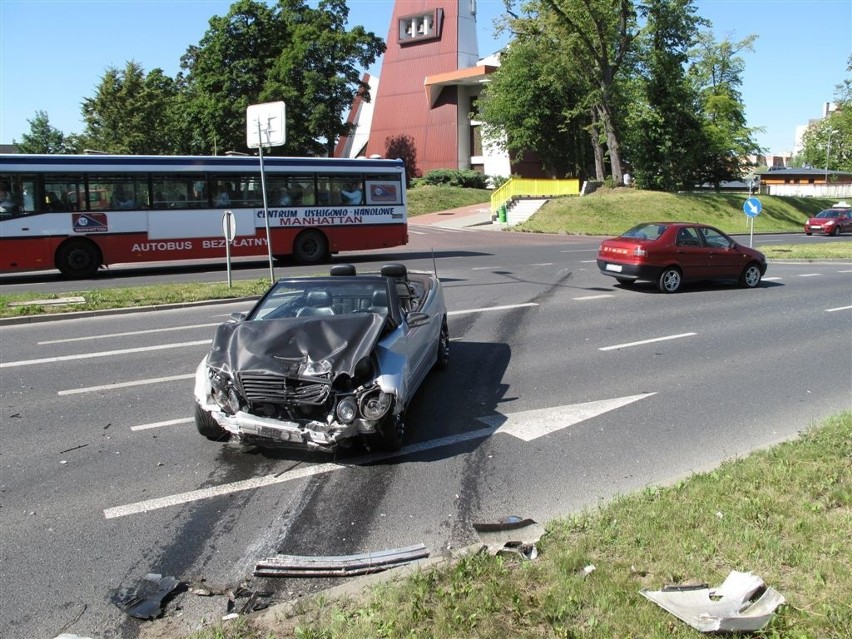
[222,209,237,287]
[247,101,286,283]
[743,196,762,247]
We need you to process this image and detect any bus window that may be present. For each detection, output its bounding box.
[319,174,364,206]
[212,175,263,208]
[43,176,84,212]
[89,175,150,210]
[152,175,205,209]
[0,174,37,215]
[289,175,316,206]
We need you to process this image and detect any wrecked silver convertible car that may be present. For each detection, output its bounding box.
[193,264,448,452]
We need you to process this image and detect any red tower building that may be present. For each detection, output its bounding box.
[362,1,480,175]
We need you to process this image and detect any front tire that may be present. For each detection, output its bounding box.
[195,404,230,441]
[739,263,762,288]
[56,239,102,278]
[435,320,449,370]
[657,267,682,293]
[292,230,328,265]
[831,226,840,236]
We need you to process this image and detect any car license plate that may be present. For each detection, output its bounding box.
[605,263,623,273]
[258,425,297,441]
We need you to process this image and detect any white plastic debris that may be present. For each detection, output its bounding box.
[640,570,785,633]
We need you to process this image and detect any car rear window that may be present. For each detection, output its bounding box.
[622,223,667,241]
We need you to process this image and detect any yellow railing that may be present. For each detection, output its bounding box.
[490,177,580,214]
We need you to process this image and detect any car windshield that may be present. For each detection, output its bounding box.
[250,279,390,320]
[621,223,667,241]
[815,209,847,219]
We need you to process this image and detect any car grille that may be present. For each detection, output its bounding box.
[237,372,330,405]
[238,372,288,403]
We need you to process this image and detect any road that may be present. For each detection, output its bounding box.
[1,227,850,639]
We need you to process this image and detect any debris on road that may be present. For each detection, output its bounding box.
[473,515,544,559]
[640,570,785,633]
[254,543,429,577]
[111,573,182,620]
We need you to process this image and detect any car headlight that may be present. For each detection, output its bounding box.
[336,397,358,423]
[360,390,392,420]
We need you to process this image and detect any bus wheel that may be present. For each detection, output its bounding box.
[292,230,328,265]
[56,239,102,278]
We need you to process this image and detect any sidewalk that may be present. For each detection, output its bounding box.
[409,203,501,230]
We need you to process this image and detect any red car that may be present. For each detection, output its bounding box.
[804,202,852,236]
[597,222,767,293]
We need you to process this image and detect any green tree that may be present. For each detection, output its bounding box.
[179,0,384,156]
[478,11,595,179]
[15,111,70,154]
[688,31,762,186]
[625,0,707,191]
[80,61,179,154]
[798,55,851,173]
[539,0,639,185]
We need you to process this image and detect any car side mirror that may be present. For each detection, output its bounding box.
[228,311,247,322]
[406,312,430,328]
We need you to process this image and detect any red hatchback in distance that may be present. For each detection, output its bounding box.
[804,201,852,236]
[597,222,767,293]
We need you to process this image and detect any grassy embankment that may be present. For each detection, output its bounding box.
[186,412,851,639]
[1,188,849,319]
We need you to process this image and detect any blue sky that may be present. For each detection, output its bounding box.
[1,0,849,154]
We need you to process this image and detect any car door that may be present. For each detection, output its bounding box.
[673,226,709,279]
[699,226,742,278]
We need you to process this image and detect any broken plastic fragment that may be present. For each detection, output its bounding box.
[473,516,544,558]
[640,570,785,633]
[255,544,429,577]
[111,573,181,620]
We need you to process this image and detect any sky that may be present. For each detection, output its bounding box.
[1,0,850,154]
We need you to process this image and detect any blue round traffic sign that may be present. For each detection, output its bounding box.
[743,197,762,218]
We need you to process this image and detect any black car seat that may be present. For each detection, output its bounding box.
[296,290,335,316]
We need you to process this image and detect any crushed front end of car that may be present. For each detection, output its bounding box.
[193,313,400,452]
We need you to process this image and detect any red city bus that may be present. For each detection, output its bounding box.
[0,154,408,278]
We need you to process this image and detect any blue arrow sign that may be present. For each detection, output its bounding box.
[743,197,762,218]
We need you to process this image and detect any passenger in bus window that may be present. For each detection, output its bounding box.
[113,187,135,209]
[22,186,34,212]
[341,182,363,205]
[215,184,230,207]
[277,187,292,206]
[0,185,18,214]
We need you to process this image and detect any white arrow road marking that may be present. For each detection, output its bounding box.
[105,393,655,518]
[477,393,656,441]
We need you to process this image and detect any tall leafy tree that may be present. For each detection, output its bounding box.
[14,111,70,154]
[80,61,179,154]
[688,31,762,186]
[625,0,706,190]
[798,55,851,173]
[179,0,384,156]
[478,11,595,178]
[539,0,639,184]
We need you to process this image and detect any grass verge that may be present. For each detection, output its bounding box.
[190,412,851,639]
[516,189,835,235]
[407,185,492,216]
[761,243,852,260]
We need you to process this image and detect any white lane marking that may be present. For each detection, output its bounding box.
[762,277,782,281]
[1,340,211,369]
[448,303,538,316]
[59,374,195,396]
[799,274,821,277]
[599,333,696,351]
[131,417,193,432]
[580,260,597,263]
[409,230,427,235]
[104,426,500,518]
[574,294,613,301]
[106,392,652,518]
[471,266,500,270]
[478,393,656,441]
[39,323,220,345]
[839,269,852,273]
[826,305,852,313]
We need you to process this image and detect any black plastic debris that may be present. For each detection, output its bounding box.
[255,543,429,577]
[473,516,544,559]
[111,573,181,620]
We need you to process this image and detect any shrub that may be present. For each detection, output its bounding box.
[416,169,489,189]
